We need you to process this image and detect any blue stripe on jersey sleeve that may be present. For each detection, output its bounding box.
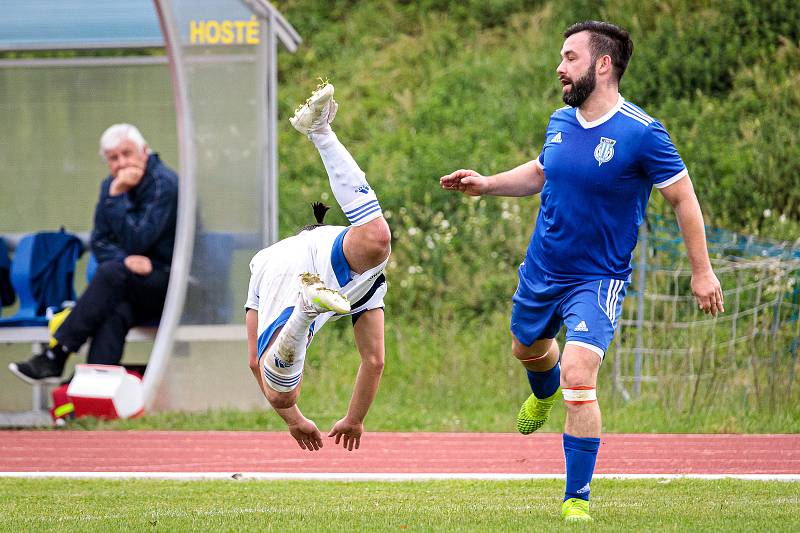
[331,227,352,287]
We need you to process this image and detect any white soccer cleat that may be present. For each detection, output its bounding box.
[299,272,350,315]
[289,82,338,135]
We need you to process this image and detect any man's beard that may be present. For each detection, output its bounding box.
[562,66,596,108]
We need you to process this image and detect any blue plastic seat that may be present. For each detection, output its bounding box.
[84,231,235,326]
[0,237,14,316]
[0,231,84,327]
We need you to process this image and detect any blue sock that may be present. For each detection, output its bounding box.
[526,362,560,398]
[563,433,601,501]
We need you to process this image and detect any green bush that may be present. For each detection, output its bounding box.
[273,0,800,315]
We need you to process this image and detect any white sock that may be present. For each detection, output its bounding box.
[261,305,315,392]
[309,126,382,226]
[274,306,315,366]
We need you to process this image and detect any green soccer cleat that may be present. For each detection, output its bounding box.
[562,498,592,523]
[516,388,559,435]
[299,272,350,315]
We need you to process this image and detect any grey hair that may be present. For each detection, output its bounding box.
[98,123,150,158]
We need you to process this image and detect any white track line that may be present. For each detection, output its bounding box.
[1,472,799,481]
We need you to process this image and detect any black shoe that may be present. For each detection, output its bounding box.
[8,352,64,384]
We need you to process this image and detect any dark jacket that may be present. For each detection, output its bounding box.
[90,153,178,271]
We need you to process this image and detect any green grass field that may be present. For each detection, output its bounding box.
[1,478,798,532]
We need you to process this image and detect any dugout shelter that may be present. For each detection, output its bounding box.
[0,0,301,420]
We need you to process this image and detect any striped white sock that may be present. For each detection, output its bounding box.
[310,126,382,226]
[261,305,314,392]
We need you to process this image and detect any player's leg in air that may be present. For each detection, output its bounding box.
[513,336,561,435]
[511,278,562,436]
[290,82,391,275]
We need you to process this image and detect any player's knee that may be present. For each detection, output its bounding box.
[364,218,391,256]
[364,352,385,374]
[560,364,594,390]
[512,346,548,362]
[560,363,597,407]
[511,337,551,362]
[561,385,597,407]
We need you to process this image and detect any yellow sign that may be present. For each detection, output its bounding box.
[190,16,260,45]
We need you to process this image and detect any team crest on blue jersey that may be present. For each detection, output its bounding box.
[593,137,616,166]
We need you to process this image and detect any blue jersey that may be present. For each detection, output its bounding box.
[526,96,686,281]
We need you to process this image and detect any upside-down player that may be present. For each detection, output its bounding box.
[441,21,723,521]
[245,83,390,452]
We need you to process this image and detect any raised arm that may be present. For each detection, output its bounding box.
[440,159,545,197]
[658,175,724,316]
[328,308,386,451]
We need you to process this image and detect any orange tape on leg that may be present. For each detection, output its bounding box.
[518,352,550,363]
[562,386,597,405]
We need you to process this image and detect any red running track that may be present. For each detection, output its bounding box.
[1,432,799,474]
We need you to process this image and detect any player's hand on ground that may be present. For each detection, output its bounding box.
[439,169,487,196]
[691,270,724,316]
[288,417,323,452]
[124,255,153,276]
[328,416,363,451]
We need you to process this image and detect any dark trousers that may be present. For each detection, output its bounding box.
[54,261,169,364]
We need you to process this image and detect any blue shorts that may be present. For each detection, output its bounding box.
[510,262,628,357]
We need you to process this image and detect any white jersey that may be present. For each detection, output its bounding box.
[245,225,387,358]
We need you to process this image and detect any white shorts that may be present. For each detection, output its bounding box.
[245,225,388,361]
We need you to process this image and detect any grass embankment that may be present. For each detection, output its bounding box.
[73,314,800,433]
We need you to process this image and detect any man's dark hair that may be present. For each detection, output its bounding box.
[564,21,633,83]
[298,202,331,233]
